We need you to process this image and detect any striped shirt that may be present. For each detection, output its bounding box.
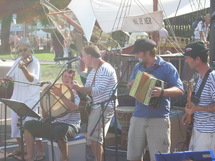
[52,89,81,131]
[85,62,117,109]
[194,71,215,133]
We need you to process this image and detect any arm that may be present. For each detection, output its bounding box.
[71,82,92,95]
[72,70,113,97]
[151,86,183,98]
[127,64,139,88]
[50,86,79,111]
[18,56,40,82]
[185,102,215,114]
[19,65,34,82]
[199,31,207,44]
[162,86,183,97]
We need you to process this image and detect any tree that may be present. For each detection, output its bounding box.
[0,0,23,54]
[0,0,70,54]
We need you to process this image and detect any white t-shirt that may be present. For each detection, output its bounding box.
[194,21,210,40]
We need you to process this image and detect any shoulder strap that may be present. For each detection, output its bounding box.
[195,68,212,98]
[90,60,105,87]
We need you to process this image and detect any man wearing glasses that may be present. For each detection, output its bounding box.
[3,38,44,160]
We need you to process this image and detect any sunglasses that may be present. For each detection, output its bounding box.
[18,48,28,53]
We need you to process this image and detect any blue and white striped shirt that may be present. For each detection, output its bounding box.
[52,90,81,131]
[85,62,117,109]
[194,71,215,133]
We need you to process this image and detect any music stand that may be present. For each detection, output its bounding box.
[0,98,41,160]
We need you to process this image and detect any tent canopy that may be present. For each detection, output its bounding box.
[67,0,210,41]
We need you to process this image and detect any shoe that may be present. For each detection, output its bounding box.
[12,154,25,161]
[8,150,22,157]
[34,155,45,161]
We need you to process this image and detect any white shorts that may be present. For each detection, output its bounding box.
[189,128,215,153]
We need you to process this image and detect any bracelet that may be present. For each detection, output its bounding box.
[160,89,164,97]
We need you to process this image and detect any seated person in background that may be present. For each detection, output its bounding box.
[16,69,80,161]
[194,13,210,45]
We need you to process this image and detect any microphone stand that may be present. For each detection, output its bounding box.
[89,60,135,161]
[4,103,7,161]
[89,96,116,161]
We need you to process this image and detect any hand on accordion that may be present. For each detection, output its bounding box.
[150,86,163,98]
[127,80,134,89]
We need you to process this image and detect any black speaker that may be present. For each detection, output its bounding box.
[155,150,215,161]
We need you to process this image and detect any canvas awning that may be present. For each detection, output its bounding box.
[67,0,210,41]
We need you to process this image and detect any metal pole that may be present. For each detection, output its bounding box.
[210,0,215,67]
[153,0,159,44]
[23,21,26,38]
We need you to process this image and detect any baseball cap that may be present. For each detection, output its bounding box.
[183,41,208,57]
[132,39,156,53]
[17,38,31,47]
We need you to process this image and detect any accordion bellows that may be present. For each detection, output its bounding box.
[129,71,165,108]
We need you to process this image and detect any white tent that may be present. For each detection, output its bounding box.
[36,29,49,38]
[67,0,210,42]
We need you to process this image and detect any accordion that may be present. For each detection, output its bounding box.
[129,71,166,108]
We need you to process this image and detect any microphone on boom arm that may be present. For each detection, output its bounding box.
[39,81,51,87]
[127,58,143,62]
[66,56,81,64]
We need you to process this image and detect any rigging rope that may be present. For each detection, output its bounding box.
[158,0,184,53]
[41,2,66,51]
[111,0,124,32]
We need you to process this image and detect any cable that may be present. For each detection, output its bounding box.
[158,151,168,161]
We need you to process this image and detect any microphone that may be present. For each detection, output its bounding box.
[54,57,75,61]
[127,58,142,62]
[66,56,81,64]
[39,81,51,87]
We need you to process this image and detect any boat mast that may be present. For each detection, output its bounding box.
[152,0,159,44]
[210,0,215,67]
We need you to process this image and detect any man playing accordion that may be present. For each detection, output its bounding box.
[127,39,184,161]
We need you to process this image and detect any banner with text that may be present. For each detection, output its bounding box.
[121,10,163,32]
